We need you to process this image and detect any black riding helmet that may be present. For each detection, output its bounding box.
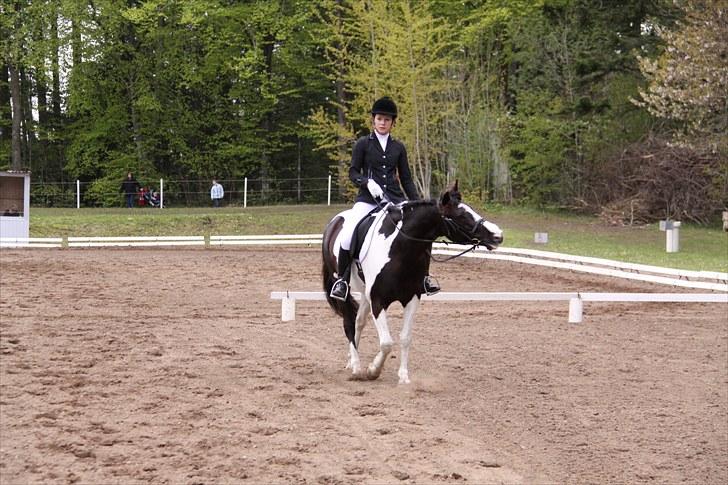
[371,96,397,118]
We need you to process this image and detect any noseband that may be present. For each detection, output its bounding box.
[443,216,485,244]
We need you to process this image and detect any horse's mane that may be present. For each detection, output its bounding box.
[403,199,436,208]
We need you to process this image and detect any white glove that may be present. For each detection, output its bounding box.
[367,179,384,199]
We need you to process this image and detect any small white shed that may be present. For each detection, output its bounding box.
[0,171,31,239]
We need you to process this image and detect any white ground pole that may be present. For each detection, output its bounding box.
[244,177,248,208]
[327,175,331,206]
[160,178,164,209]
[270,291,728,324]
[76,180,80,209]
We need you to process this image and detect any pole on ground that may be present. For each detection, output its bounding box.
[327,175,331,206]
[160,178,164,209]
[244,177,248,208]
[76,180,80,209]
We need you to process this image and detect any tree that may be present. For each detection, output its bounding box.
[635,0,728,152]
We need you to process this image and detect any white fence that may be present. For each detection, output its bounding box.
[0,237,63,248]
[270,291,728,323]
[67,236,205,247]
[3,234,726,292]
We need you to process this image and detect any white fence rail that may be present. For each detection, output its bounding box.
[3,234,726,292]
[0,237,63,248]
[210,234,322,246]
[270,291,728,323]
[67,236,205,247]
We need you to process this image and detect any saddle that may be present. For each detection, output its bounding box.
[349,208,379,262]
[349,203,403,263]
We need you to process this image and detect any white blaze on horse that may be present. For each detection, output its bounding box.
[322,181,503,384]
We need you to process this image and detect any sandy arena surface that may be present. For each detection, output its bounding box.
[0,247,726,484]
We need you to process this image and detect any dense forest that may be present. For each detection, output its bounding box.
[1,0,726,221]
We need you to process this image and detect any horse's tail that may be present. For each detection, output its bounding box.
[322,260,359,345]
[322,260,359,318]
[321,216,359,320]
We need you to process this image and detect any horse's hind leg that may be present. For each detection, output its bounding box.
[367,307,394,380]
[354,298,370,350]
[398,297,420,384]
[343,299,364,379]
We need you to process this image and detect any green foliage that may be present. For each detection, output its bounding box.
[635,0,728,152]
[30,183,73,208]
[84,177,124,208]
[5,0,719,223]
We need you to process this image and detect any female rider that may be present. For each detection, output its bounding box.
[329,96,440,300]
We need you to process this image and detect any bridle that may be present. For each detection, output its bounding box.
[378,199,488,263]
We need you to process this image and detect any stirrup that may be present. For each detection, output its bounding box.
[424,275,441,296]
[330,279,349,301]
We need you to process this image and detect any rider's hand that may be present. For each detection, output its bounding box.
[367,179,384,199]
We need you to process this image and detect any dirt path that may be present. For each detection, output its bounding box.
[1,248,726,484]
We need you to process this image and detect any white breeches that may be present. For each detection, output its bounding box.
[339,201,377,251]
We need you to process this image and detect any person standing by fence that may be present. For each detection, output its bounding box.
[211,180,224,207]
[120,172,140,208]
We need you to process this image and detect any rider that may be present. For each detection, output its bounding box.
[329,96,441,301]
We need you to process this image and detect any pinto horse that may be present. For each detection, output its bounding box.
[321,181,503,383]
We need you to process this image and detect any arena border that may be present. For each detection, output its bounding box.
[2,235,726,291]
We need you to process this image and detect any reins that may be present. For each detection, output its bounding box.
[377,199,482,263]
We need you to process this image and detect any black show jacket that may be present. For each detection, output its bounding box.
[349,133,419,204]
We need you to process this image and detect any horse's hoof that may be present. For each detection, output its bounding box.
[366,365,382,380]
[398,371,410,384]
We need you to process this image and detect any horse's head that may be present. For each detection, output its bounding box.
[439,180,503,249]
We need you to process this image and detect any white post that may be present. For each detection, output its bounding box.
[76,180,80,209]
[568,297,583,324]
[327,174,331,206]
[666,222,680,253]
[281,296,296,322]
[159,178,164,209]
[244,177,248,208]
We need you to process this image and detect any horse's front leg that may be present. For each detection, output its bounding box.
[398,297,420,384]
[367,304,394,380]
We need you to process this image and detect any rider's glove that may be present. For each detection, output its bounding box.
[367,179,384,199]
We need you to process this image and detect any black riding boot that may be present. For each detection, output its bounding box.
[424,275,441,295]
[330,249,352,301]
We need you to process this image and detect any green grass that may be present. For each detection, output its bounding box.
[28,204,728,272]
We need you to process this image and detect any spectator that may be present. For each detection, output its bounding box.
[120,172,141,208]
[211,179,224,208]
[2,205,20,217]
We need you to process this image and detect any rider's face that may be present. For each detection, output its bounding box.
[373,114,393,135]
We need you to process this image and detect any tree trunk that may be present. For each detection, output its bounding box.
[9,63,22,170]
[50,6,62,121]
[0,63,10,148]
[21,67,36,170]
[260,36,275,199]
[334,0,348,198]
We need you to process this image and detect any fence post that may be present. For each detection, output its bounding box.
[76,180,80,209]
[244,177,248,208]
[160,178,164,209]
[327,174,331,206]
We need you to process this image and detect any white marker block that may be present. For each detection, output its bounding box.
[568,297,583,324]
[281,297,296,322]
